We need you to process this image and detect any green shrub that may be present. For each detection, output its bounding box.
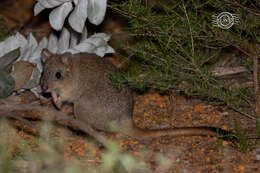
[109,0,260,113]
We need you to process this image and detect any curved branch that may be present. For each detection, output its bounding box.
[0,103,108,147]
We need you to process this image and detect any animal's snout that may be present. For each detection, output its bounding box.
[41,85,49,92]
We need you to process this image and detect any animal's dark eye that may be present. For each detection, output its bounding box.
[55,72,62,79]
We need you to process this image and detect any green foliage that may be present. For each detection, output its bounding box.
[0,22,12,41]
[0,70,14,98]
[0,122,169,173]
[109,0,260,111]
[102,140,146,173]
[233,120,252,152]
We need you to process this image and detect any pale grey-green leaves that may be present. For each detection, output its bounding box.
[0,33,27,58]
[34,0,107,33]
[48,27,115,57]
[87,0,107,25]
[0,33,47,90]
[0,70,15,99]
[49,2,73,31]
[68,0,88,33]
[0,48,20,71]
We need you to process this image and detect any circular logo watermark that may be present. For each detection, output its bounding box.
[212,12,239,29]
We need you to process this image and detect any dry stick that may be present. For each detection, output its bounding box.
[183,2,195,65]
[230,107,256,120]
[30,97,52,105]
[0,111,55,142]
[250,42,260,118]
[0,104,71,121]
[0,111,39,133]
[0,103,108,147]
[0,108,67,142]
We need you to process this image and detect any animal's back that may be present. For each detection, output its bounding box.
[73,53,134,132]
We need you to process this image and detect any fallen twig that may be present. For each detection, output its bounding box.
[212,66,249,77]
[0,111,39,133]
[230,106,256,120]
[0,103,108,147]
[250,41,260,118]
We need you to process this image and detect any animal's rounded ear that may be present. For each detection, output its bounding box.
[41,49,53,63]
[61,52,72,66]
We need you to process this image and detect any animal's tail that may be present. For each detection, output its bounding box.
[130,126,236,141]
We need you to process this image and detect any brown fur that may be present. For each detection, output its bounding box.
[41,50,233,141]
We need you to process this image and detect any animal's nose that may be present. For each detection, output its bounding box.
[42,85,48,92]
